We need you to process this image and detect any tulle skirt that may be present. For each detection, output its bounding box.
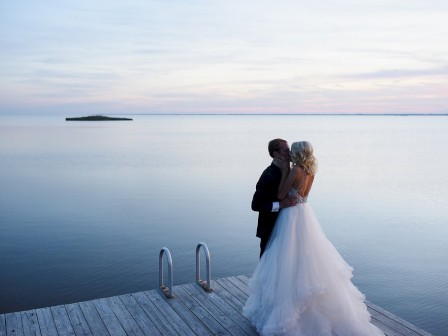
[243,203,384,336]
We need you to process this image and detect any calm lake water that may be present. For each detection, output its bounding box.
[0,114,447,335]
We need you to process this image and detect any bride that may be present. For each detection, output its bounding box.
[243,141,384,336]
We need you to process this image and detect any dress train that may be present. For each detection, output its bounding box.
[243,197,384,336]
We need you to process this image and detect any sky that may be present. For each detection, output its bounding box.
[1,0,447,115]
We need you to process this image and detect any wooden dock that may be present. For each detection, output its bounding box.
[0,274,432,336]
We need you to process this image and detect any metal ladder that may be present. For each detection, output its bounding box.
[196,242,212,292]
[159,247,173,298]
[159,242,211,298]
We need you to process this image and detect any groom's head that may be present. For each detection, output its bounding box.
[268,138,290,161]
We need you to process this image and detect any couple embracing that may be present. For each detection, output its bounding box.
[243,139,384,336]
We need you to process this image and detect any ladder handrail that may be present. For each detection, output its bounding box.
[159,247,173,298]
[196,242,212,292]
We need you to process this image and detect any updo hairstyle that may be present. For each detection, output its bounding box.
[290,141,318,175]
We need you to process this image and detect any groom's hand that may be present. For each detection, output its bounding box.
[279,196,298,209]
[273,158,290,174]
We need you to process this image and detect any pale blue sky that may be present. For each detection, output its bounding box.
[1,0,447,115]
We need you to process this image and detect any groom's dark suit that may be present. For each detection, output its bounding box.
[252,163,282,257]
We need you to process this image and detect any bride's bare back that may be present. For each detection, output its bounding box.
[292,166,314,198]
[278,165,315,200]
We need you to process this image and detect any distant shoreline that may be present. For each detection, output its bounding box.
[2,113,446,118]
[112,113,448,116]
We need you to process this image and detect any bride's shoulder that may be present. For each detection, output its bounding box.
[291,165,304,174]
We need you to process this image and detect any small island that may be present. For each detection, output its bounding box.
[66,115,133,121]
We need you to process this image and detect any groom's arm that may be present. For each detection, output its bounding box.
[252,173,278,213]
[252,166,298,212]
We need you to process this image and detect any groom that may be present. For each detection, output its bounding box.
[252,138,298,257]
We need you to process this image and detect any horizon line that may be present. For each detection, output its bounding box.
[107,113,448,116]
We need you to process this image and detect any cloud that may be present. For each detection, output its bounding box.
[1,0,448,115]
[342,66,448,80]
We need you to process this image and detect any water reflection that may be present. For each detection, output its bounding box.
[0,115,447,335]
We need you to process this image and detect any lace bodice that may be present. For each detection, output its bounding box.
[288,188,308,203]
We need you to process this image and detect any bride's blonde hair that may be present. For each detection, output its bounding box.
[290,141,318,175]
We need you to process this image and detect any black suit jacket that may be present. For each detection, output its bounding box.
[251,163,282,241]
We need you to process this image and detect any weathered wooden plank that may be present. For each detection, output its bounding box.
[145,289,196,336]
[189,283,258,336]
[21,310,41,336]
[236,274,250,285]
[370,317,406,336]
[215,278,248,304]
[92,298,127,336]
[105,296,145,336]
[51,305,75,336]
[210,280,245,311]
[182,283,247,336]
[154,288,212,336]
[368,302,432,336]
[0,274,435,336]
[64,303,92,336]
[131,291,179,335]
[226,277,250,298]
[368,308,418,336]
[118,294,162,336]
[229,275,247,288]
[35,308,58,336]
[369,306,431,336]
[0,314,6,336]
[78,300,110,336]
[174,284,227,335]
[5,312,23,336]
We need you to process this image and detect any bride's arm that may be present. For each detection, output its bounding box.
[277,166,298,200]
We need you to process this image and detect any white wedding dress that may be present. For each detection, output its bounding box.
[243,189,384,336]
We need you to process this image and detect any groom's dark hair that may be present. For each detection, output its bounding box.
[268,138,287,158]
